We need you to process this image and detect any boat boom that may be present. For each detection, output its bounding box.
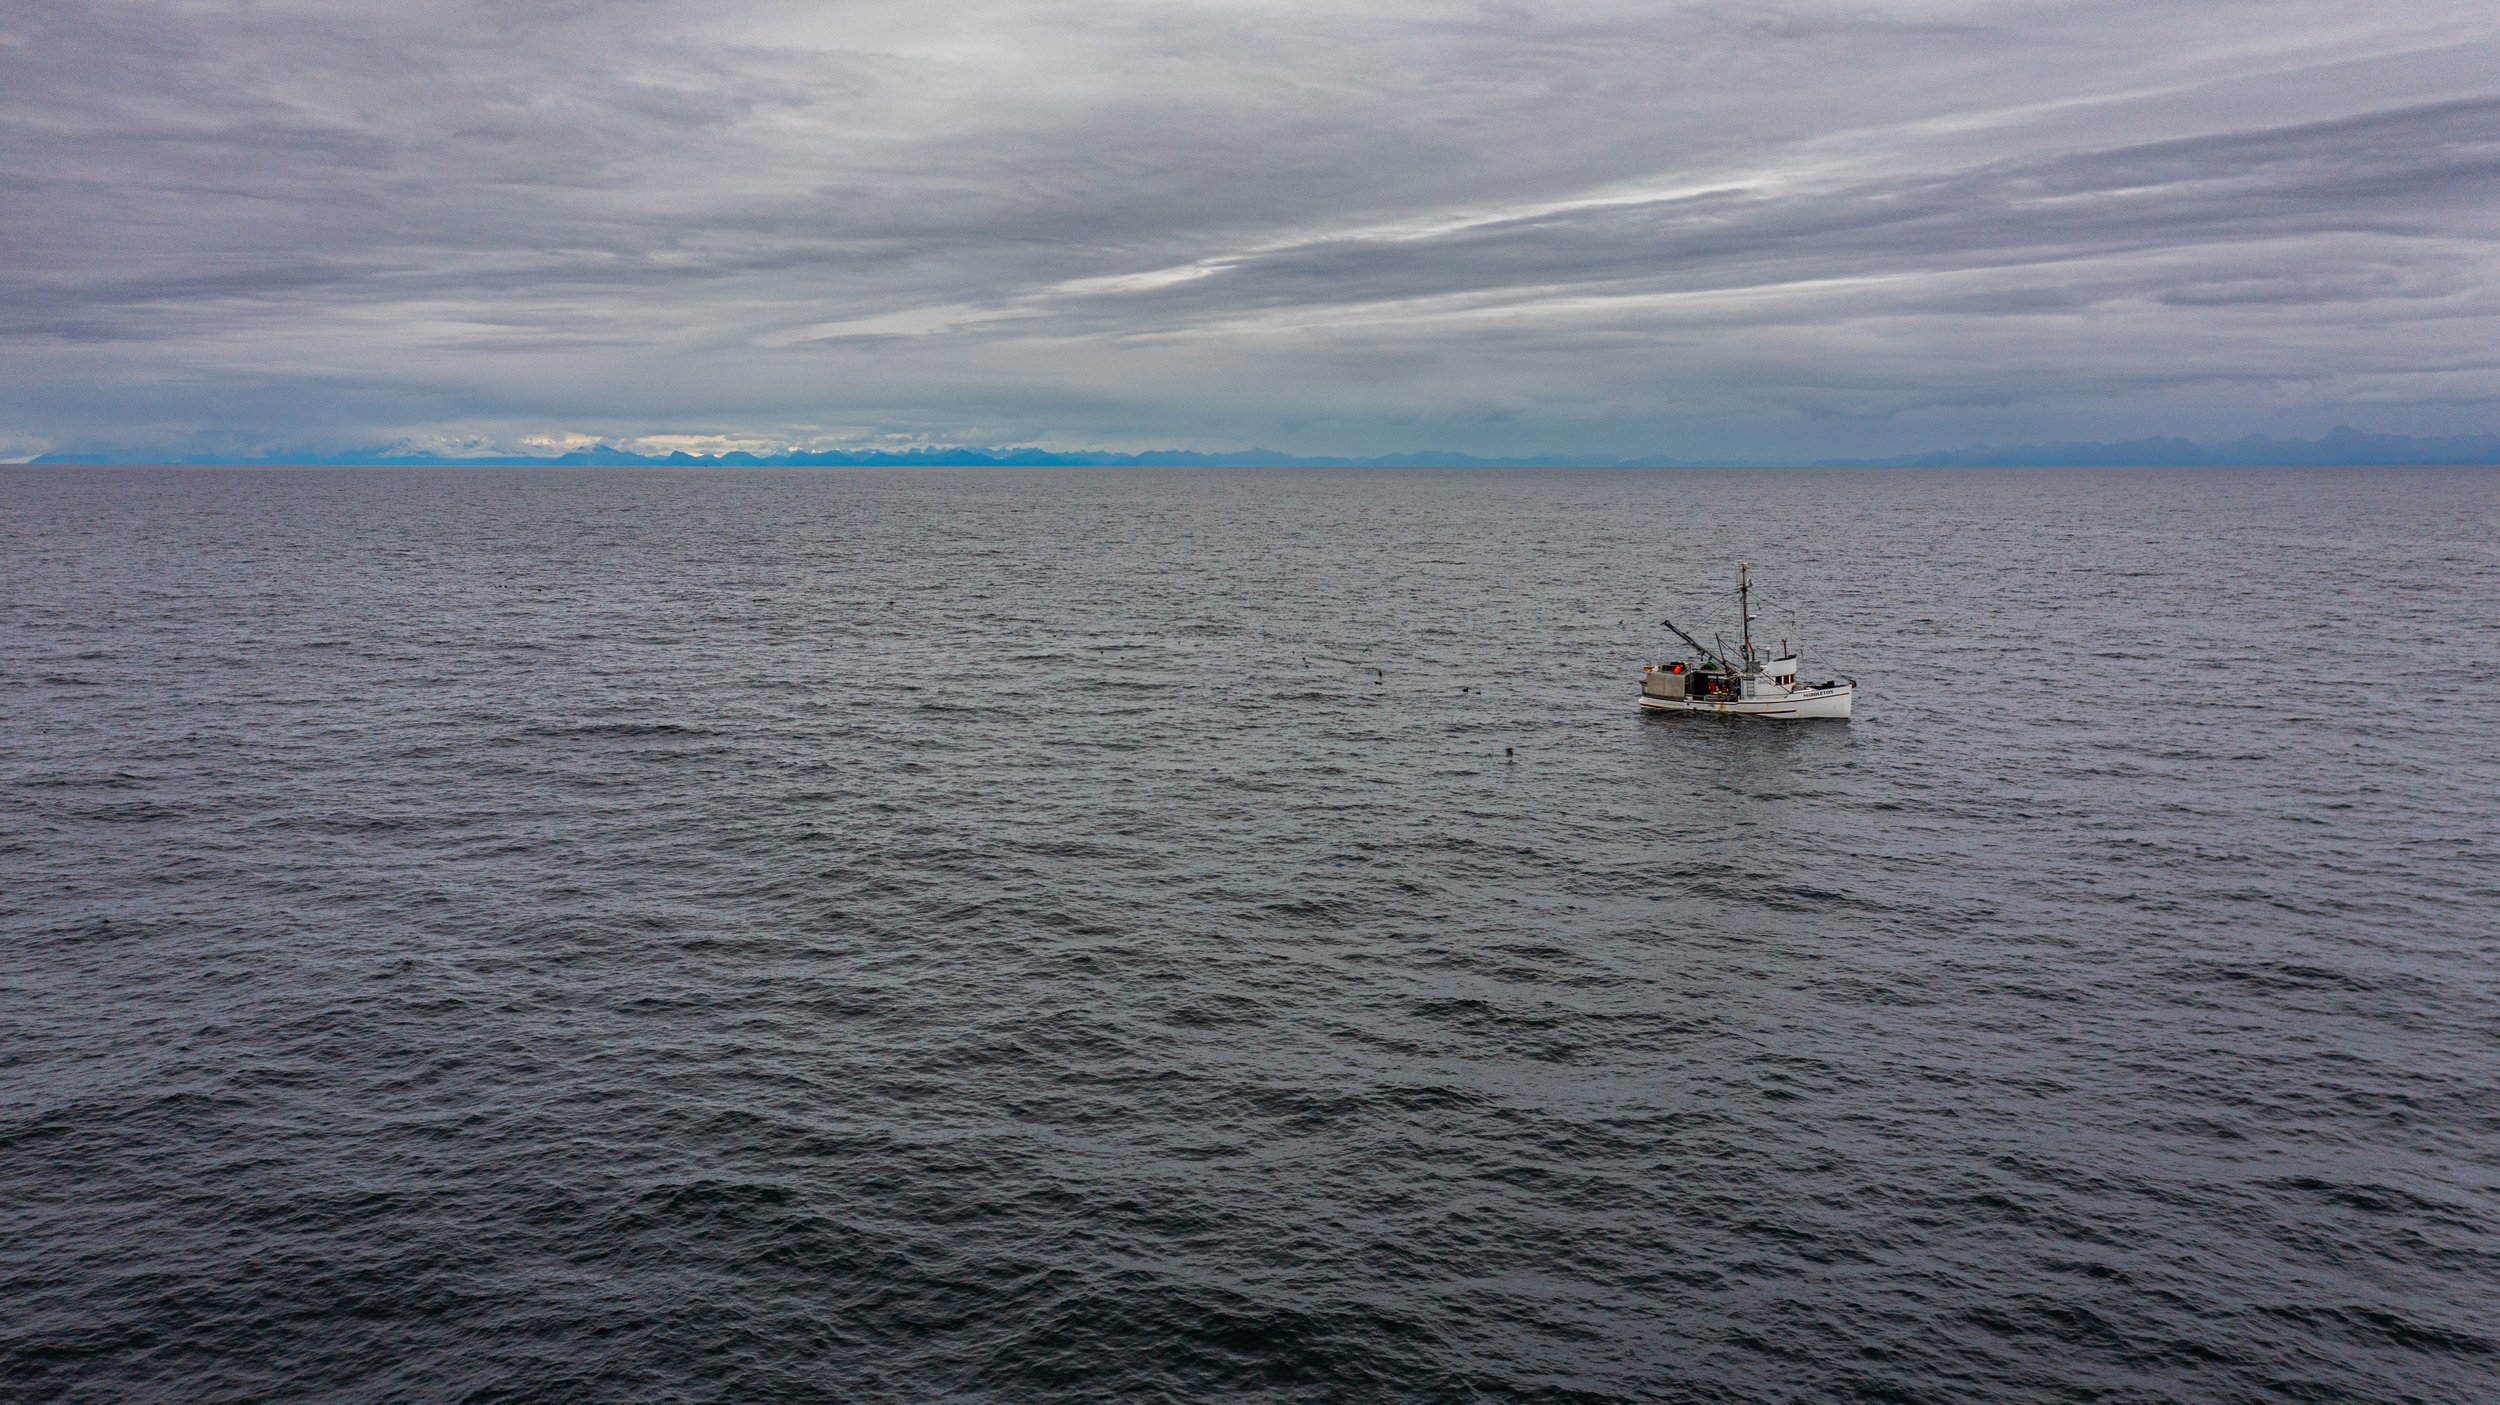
[1659,616,1726,668]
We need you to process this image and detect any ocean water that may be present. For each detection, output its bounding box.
[2,464,2495,1404]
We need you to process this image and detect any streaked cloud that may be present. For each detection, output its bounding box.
[5,1,2499,457]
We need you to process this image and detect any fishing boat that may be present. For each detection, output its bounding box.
[1639,563,1855,719]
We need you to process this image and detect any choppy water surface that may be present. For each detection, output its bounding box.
[4,465,2496,1403]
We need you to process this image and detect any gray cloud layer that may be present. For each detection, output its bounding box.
[6,1,2499,458]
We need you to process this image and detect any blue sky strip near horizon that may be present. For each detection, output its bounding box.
[6,2,2500,463]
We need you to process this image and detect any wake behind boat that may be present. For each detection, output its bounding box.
[1639,563,1855,720]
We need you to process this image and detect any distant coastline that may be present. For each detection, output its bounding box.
[22,425,2500,470]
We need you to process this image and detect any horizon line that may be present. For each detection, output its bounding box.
[18,424,2500,471]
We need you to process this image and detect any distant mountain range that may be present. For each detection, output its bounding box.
[1811,426,2500,468]
[25,425,2500,469]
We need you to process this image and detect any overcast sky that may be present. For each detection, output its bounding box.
[7,1,2499,459]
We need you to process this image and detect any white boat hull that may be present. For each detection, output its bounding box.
[1637,683,1853,719]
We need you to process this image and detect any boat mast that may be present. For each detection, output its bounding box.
[1738,561,1756,672]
